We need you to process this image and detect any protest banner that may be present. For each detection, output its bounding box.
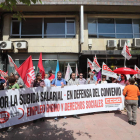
[0,83,124,129]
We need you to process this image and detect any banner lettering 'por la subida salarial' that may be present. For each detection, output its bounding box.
[0,84,124,129]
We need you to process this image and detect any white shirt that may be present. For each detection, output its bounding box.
[101,81,107,84]
[44,79,50,87]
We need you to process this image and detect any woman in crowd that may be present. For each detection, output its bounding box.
[31,73,45,88]
[123,78,140,126]
[99,75,107,84]
[119,74,129,86]
[31,73,45,122]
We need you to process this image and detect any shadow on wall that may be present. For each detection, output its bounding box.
[0,120,76,140]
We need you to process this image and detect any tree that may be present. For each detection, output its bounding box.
[0,0,42,20]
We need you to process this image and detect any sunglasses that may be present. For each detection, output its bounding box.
[80,75,83,76]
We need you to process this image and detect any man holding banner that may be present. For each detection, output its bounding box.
[67,73,79,86]
[51,71,66,87]
[67,72,80,119]
[87,72,97,85]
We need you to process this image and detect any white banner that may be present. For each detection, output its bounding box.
[102,62,117,79]
[134,65,140,79]
[0,84,124,129]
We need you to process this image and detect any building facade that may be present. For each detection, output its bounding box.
[0,0,140,77]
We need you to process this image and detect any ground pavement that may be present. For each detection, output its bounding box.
[0,110,140,140]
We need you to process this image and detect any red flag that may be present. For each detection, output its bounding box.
[16,56,35,88]
[38,53,45,79]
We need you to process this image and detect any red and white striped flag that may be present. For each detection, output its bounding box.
[0,69,8,77]
[134,65,140,79]
[93,55,101,72]
[75,64,78,78]
[121,42,132,60]
[87,59,94,71]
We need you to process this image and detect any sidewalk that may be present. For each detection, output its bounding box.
[0,110,140,140]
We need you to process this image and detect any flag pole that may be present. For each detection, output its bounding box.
[36,66,38,74]
[124,57,126,67]
[124,42,126,67]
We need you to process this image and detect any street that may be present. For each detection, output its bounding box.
[0,110,140,140]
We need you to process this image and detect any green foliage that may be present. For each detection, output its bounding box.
[0,0,42,20]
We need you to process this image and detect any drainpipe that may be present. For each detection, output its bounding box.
[78,5,84,75]
[80,5,84,44]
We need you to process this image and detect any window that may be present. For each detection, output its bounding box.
[11,18,76,38]
[88,18,140,38]
[116,19,132,33]
[66,20,75,38]
[44,18,65,38]
[21,18,42,36]
[11,21,20,36]
[88,19,97,38]
[98,18,115,33]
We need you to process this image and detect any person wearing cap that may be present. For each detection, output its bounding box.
[48,70,55,82]
[78,73,86,85]
[86,72,97,84]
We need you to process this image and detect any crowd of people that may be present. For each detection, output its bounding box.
[0,69,140,130]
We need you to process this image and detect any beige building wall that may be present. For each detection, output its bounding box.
[2,15,79,53]
[81,14,140,51]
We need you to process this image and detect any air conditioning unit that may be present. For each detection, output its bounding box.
[15,42,27,49]
[119,39,131,47]
[134,38,140,47]
[0,41,12,50]
[107,40,117,48]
